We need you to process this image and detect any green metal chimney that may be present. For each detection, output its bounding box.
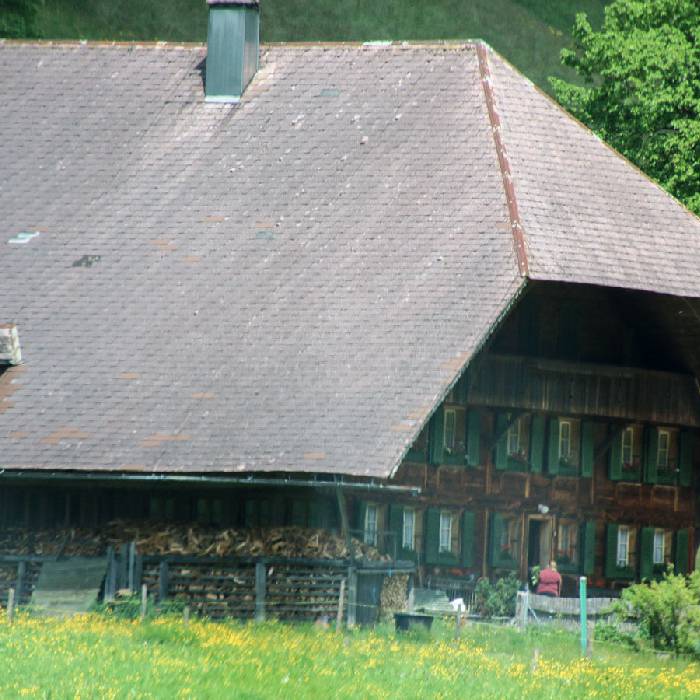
[205,0,260,102]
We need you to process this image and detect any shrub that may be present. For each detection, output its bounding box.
[611,568,700,655]
[474,574,520,618]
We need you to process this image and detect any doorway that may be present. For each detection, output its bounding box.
[526,516,553,573]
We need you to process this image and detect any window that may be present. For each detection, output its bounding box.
[621,427,641,471]
[617,525,630,567]
[402,508,416,551]
[653,529,665,565]
[443,407,466,454]
[621,428,633,466]
[500,515,520,559]
[656,428,679,480]
[439,510,453,553]
[506,415,530,460]
[657,430,670,469]
[558,421,572,461]
[557,520,579,565]
[364,504,378,547]
[507,420,522,456]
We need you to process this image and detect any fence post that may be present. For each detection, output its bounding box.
[336,578,346,632]
[118,543,128,591]
[516,590,528,629]
[7,587,15,624]
[159,560,169,603]
[127,542,137,593]
[579,576,588,656]
[255,562,266,623]
[140,583,148,621]
[15,561,26,604]
[183,605,190,627]
[104,546,116,602]
[346,567,357,628]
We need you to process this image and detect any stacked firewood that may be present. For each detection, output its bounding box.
[379,574,409,619]
[0,522,388,562]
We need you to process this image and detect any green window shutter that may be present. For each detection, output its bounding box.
[424,508,440,565]
[547,417,560,476]
[489,512,504,565]
[604,524,619,579]
[495,414,509,471]
[640,527,655,581]
[675,530,689,575]
[679,431,694,487]
[582,521,596,576]
[466,410,481,467]
[581,421,595,477]
[609,428,623,481]
[645,428,659,484]
[461,510,475,567]
[530,414,545,473]
[429,409,445,465]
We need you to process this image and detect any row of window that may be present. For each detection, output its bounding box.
[408,406,694,485]
[361,503,691,579]
[607,524,689,580]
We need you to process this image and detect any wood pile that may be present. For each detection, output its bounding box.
[0,522,388,562]
[379,574,409,620]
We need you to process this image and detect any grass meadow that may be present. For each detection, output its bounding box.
[0,612,698,699]
[30,0,609,92]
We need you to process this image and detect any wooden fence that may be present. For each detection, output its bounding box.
[1,548,414,624]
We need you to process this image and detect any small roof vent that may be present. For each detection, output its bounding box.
[0,324,22,365]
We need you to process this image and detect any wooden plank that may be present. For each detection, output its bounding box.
[254,561,266,622]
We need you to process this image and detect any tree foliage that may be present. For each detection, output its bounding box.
[551,0,700,215]
[0,0,39,38]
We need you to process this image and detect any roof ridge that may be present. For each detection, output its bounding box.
[476,42,529,277]
[0,38,479,50]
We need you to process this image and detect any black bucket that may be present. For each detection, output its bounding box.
[394,612,434,632]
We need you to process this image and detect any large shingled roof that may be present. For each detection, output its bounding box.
[1,40,699,479]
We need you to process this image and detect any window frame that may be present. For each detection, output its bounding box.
[653,528,665,565]
[402,508,416,551]
[617,525,630,567]
[439,510,453,553]
[364,504,379,547]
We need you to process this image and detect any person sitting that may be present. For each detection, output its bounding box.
[536,561,562,597]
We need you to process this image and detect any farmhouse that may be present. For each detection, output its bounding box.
[1,0,700,613]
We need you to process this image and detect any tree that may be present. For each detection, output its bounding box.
[551,0,700,216]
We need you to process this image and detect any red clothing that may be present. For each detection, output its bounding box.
[536,568,562,596]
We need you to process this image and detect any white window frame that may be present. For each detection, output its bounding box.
[657,429,670,469]
[558,420,572,461]
[439,510,453,553]
[443,408,456,451]
[621,427,635,466]
[653,528,665,565]
[617,525,630,567]
[364,504,378,547]
[402,508,415,551]
[506,418,522,456]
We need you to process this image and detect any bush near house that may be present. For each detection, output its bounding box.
[606,568,700,656]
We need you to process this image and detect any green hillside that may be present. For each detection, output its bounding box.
[13,1,609,92]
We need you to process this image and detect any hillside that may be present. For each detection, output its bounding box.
[17,0,609,92]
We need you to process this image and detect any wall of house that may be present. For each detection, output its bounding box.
[353,283,700,593]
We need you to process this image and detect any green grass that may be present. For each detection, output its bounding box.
[25,0,609,93]
[0,612,698,699]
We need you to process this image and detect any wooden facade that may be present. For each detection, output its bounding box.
[352,283,700,593]
[1,282,699,597]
